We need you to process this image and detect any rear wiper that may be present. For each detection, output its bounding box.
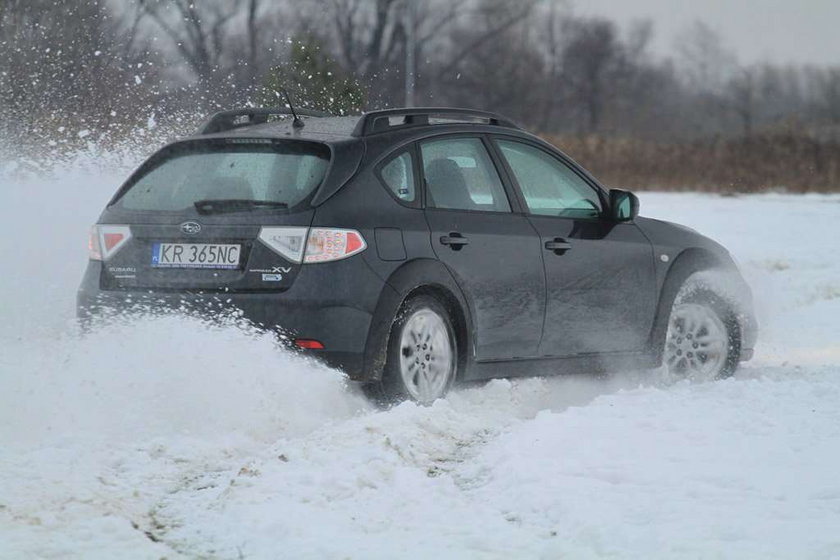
[194,199,288,215]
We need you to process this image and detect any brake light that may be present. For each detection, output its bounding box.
[304,228,367,263]
[294,339,325,349]
[258,227,366,264]
[89,225,131,261]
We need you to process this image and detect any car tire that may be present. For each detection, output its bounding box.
[662,277,741,382]
[366,294,459,406]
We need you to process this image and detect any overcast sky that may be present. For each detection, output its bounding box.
[570,0,840,67]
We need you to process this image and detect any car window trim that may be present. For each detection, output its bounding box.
[417,133,522,215]
[489,135,609,220]
[373,145,422,209]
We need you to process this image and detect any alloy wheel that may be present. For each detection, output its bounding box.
[664,302,730,382]
[398,308,455,404]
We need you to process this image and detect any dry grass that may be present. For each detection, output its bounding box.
[546,133,840,193]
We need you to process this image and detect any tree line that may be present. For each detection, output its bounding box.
[2,0,839,190]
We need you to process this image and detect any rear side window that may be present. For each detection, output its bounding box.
[379,151,417,203]
[420,137,510,212]
[114,141,330,212]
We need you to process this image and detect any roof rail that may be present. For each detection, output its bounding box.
[197,107,331,135]
[351,107,520,137]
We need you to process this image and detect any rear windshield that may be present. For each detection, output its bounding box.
[113,140,331,212]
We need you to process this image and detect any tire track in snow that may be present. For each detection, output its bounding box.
[145,373,657,558]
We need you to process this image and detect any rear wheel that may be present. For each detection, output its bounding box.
[663,280,741,382]
[370,295,458,405]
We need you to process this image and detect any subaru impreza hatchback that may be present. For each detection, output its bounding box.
[78,107,757,403]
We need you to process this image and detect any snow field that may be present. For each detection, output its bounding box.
[1,164,839,558]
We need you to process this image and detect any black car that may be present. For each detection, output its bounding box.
[78,107,757,404]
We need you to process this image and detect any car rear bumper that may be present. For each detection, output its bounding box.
[76,260,385,380]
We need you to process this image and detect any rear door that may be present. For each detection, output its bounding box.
[491,137,657,357]
[99,139,330,292]
[420,135,545,361]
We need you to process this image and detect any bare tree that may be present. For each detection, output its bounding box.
[328,0,405,79]
[560,17,623,133]
[138,0,244,82]
[435,0,544,126]
[673,20,738,137]
[302,0,486,106]
[0,0,163,149]
[815,68,840,126]
[675,21,737,95]
[308,0,413,105]
[727,68,757,138]
[535,0,571,128]
[435,0,537,77]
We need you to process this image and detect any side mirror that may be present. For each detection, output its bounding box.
[609,189,639,221]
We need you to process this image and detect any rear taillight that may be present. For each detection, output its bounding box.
[88,226,102,260]
[304,228,367,263]
[88,225,131,261]
[258,227,366,264]
[294,338,325,349]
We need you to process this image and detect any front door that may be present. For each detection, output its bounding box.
[493,137,657,357]
[420,136,545,361]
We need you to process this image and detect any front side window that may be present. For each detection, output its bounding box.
[420,137,510,212]
[496,139,602,218]
[114,140,330,212]
[380,150,417,203]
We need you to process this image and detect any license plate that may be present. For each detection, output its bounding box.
[151,243,241,269]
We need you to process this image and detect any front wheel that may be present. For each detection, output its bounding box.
[370,295,458,405]
[663,281,741,382]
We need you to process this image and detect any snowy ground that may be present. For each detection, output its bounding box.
[1,162,839,559]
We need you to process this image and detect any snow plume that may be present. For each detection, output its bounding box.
[0,313,369,447]
[0,112,200,182]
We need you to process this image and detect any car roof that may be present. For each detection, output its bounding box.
[189,107,524,145]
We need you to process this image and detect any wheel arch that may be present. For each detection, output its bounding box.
[648,247,739,364]
[362,258,474,382]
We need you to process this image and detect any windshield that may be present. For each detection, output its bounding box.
[114,140,330,212]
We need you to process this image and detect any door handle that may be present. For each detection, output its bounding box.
[545,238,572,253]
[440,232,469,249]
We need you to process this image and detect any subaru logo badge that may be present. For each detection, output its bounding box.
[180,221,201,235]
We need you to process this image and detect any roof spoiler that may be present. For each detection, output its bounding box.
[197,107,331,135]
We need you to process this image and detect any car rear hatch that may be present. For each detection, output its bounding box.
[94,138,331,292]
